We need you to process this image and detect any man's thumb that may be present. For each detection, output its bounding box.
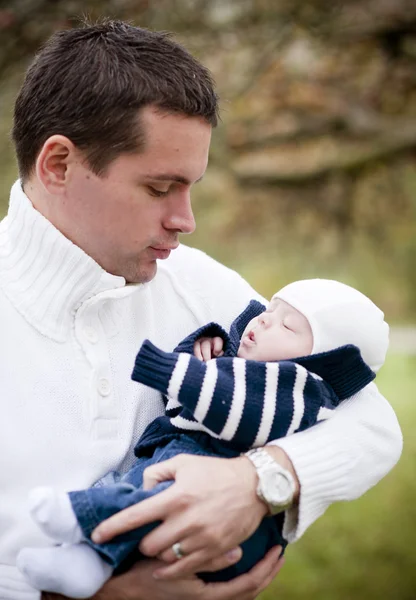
[142,459,178,490]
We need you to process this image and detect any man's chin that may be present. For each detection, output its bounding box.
[124,261,158,285]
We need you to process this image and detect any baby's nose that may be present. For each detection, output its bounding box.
[259,313,270,327]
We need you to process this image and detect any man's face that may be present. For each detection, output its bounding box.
[52,107,211,283]
[238,298,313,362]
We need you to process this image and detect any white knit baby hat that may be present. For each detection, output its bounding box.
[273,279,389,372]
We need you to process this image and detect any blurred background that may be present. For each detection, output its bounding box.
[0,1,415,598]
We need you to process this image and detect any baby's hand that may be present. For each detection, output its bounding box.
[193,337,224,361]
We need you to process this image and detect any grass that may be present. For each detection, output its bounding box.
[260,353,416,600]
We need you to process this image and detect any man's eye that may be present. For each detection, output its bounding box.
[148,186,169,197]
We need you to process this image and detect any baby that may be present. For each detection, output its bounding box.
[17,279,389,598]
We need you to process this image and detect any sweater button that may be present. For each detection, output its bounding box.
[84,326,98,344]
[98,378,111,396]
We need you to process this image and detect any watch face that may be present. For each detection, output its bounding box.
[265,471,293,504]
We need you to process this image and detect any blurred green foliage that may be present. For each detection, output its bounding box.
[261,353,416,600]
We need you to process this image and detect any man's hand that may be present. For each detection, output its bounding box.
[193,336,224,361]
[42,548,284,600]
[92,454,270,579]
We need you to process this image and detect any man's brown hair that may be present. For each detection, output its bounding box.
[12,20,219,180]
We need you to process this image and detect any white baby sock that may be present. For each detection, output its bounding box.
[28,486,83,544]
[17,544,113,599]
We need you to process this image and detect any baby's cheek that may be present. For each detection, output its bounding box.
[242,320,254,336]
[237,343,249,359]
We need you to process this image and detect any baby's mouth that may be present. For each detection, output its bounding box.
[242,330,256,346]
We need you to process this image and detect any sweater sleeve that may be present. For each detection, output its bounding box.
[268,382,403,543]
[195,359,340,448]
[132,341,341,449]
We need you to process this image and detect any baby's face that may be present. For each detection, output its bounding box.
[238,298,313,362]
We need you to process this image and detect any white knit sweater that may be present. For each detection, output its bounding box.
[0,181,403,600]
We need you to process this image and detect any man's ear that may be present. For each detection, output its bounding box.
[35,135,77,194]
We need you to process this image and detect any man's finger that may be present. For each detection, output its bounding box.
[239,546,284,599]
[152,544,236,580]
[157,546,242,571]
[138,492,245,561]
[258,554,285,592]
[91,483,179,543]
[142,460,177,491]
[202,545,283,600]
[138,507,207,558]
[200,547,242,572]
[161,547,243,579]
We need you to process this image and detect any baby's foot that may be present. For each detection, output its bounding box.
[17,544,113,599]
[28,486,83,543]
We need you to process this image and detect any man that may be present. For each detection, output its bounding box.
[0,20,402,600]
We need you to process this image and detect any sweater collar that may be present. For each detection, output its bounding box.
[0,180,128,342]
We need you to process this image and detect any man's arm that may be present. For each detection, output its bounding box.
[91,380,401,581]
[268,381,403,542]
[41,548,284,600]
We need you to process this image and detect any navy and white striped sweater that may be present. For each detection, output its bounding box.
[133,301,375,455]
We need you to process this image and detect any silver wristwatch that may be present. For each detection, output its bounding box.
[244,448,296,516]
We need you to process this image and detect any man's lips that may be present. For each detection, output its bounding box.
[150,243,179,251]
[149,244,179,259]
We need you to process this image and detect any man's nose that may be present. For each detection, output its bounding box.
[163,190,196,234]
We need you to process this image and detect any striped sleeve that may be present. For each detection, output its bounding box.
[132,341,238,433]
[238,361,339,447]
[133,341,341,450]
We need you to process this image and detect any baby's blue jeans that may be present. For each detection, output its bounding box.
[69,433,286,582]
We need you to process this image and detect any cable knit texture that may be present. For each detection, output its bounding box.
[0,181,403,598]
